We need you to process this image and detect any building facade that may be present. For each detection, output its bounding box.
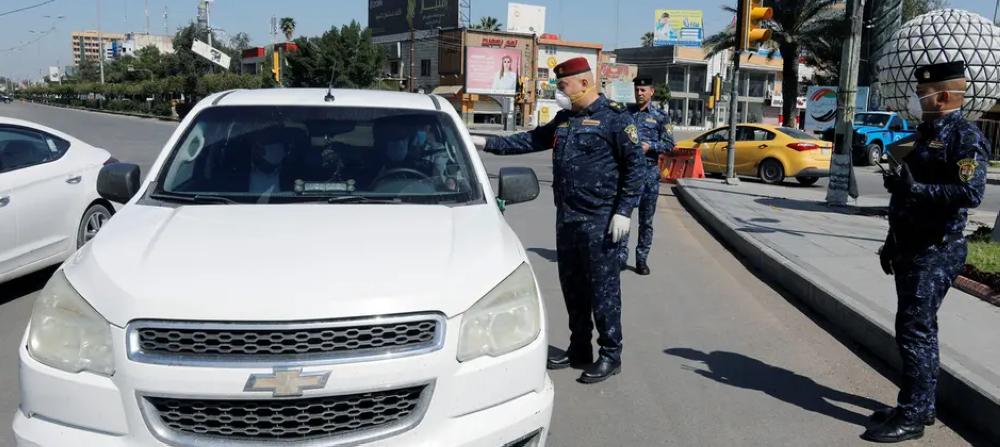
[71,31,126,66]
[615,46,785,129]
[534,36,602,126]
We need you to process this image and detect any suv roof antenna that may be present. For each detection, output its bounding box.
[324,67,336,102]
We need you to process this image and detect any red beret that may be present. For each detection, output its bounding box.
[554,57,591,79]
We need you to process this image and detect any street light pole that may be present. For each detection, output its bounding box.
[97,0,105,84]
[725,0,747,185]
[826,0,866,205]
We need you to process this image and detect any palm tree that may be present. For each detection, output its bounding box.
[280,17,296,42]
[703,0,847,123]
[642,32,655,48]
[472,16,503,31]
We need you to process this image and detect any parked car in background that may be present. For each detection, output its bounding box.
[850,112,916,166]
[676,124,833,185]
[0,94,13,103]
[0,117,117,284]
[13,89,554,447]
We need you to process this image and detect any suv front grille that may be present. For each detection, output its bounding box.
[142,385,430,444]
[127,314,445,366]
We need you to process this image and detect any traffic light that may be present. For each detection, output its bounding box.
[738,0,773,51]
[708,74,722,110]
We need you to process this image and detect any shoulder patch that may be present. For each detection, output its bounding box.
[609,100,626,112]
[625,124,639,144]
[958,158,978,183]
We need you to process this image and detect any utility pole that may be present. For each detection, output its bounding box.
[724,47,742,184]
[826,0,866,205]
[725,0,771,184]
[144,0,149,34]
[97,0,105,84]
[163,6,168,35]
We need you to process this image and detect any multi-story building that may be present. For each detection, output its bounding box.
[119,33,175,57]
[71,31,126,66]
[616,45,786,129]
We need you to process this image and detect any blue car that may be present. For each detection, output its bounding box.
[850,112,916,166]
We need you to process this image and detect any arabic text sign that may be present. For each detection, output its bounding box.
[192,39,231,69]
[653,10,703,47]
[466,47,521,96]
[368,0,460,37]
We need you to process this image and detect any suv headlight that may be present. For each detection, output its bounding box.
[27,270,115,376]
[457,263,541,362]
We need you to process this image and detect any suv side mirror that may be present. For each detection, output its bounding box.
[98,162,141,203]
[497,167,539,205]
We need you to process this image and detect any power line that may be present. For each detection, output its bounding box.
[0,0,55,18]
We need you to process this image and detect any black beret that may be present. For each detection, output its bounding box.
[915,61,966,84]
[633,77,654,87]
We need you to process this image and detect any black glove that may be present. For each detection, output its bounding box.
[879,236,895,275]
[883,163,914,195]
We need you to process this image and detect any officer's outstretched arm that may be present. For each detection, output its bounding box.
[612,114,646,217]
[484,114,562,155]
[910,136,989,208]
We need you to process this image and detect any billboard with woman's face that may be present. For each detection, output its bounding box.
[467,47,521,96]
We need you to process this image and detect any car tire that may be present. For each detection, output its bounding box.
[866,143,883,166]
[77,203,112,248]
[796,176,819,186]
[759,159,785,184]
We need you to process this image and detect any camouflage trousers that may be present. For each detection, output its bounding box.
[617,164,662,266]
[892,237,967,422]
[556,215,623,361]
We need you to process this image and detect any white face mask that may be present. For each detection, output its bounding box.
[555,90,573,110]
[907,90,965,119]
[387,141,408,162]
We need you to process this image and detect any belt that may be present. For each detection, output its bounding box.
[896,232,964,249]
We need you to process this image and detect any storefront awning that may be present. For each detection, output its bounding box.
[431,85,463,96]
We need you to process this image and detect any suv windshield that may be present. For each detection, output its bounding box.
[156,106,483,205]
[853,113,890,127]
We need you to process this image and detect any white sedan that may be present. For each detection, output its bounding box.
[0,117,117,283]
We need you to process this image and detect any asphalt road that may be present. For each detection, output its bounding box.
[0,102,986,446]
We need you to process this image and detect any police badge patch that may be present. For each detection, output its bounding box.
[625,124,639,144]
[958,158,978,183]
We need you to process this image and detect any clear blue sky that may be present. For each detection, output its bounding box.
[0,0,995,80]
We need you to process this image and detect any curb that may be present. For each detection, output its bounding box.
[954,276,1000,307]
[675,179,1000,443]
[20,101,180,122]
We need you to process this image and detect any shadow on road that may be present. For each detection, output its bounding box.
[732,216,884,243]
[664,347,885,428]
[528,247,559,263]
[755,197,888,217]
[0,266,56,307]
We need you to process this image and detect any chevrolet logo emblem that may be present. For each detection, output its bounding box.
[244,368,330,397]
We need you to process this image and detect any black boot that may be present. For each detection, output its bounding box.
[869,407,935,426]
[578,356,621,384]
[547,348,593,370]
[635,261,650,276]
[861,411,924,443]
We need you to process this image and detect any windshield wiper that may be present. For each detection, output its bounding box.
[324,196,403,204]
[151,192,239,204]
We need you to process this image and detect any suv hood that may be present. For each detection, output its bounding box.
[64,203,527,326]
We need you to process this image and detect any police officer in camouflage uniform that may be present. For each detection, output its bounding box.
[617,77,674,275]
[480,57,645,384]
[862,61,990,443]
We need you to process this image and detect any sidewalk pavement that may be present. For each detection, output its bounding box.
[676,178,1000,443]
[987,167,1000,186]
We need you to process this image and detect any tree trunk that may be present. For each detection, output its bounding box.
[781,43,800,127]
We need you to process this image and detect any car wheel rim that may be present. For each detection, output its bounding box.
[84,210,109,243]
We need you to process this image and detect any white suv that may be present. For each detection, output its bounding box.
[14,89,554,446]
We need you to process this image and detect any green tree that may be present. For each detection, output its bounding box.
[642,32,655,48]
[229,32,252,51]
[703,0,847,123]
[74,58,102,82]
[903,0,949,22]
[280,18,296,42]
[472,16,503,31]
[285,21,385,89]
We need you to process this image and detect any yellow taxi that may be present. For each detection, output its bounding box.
[676,124,832,185]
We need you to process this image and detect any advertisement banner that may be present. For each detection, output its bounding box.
[653,10,704,47]
[466,47,521,96]
[369,0,460,37]
[191,39,231,69]
[805,86,871,132]
[507,3,545,35]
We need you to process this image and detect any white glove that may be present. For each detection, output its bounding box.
[609,214,631,243]
[470,135,488,149]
